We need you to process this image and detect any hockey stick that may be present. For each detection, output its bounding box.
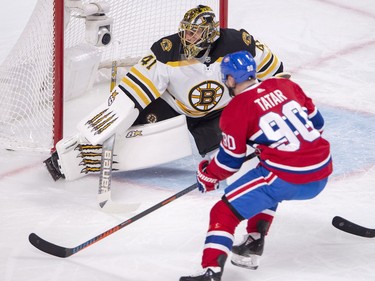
[98,134,140,213]
[245,151,257,161]
[97,40,140,213]
[29,183,198,258]
[332,216,375,238]
[110,40,120,92]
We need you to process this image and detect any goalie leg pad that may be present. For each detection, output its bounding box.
[51,115,192,180]
[77,85,140,145]
[115,115,192,171]
[54,134,103,181]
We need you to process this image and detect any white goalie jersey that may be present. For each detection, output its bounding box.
[118,28,284,119]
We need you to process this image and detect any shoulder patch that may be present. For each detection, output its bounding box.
[242,31,252,46]
[160,39,173,52]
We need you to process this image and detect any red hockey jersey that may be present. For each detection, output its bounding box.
[207,77,333,184]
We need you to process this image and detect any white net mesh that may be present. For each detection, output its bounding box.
[0,0,55,152]
[0,0,222,152]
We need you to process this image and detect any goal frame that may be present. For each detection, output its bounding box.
[53,0,228,150]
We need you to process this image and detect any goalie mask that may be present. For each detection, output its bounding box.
[178,5,219,59]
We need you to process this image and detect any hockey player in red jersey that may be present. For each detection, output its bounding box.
[180,51,333,281]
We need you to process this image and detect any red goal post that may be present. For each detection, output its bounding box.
[0,0,228,152]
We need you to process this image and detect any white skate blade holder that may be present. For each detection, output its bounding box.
[231,253,260,270]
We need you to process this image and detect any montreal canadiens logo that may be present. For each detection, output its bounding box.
[189,80,224,112]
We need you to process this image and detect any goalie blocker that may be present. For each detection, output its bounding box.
[45,84,192,181]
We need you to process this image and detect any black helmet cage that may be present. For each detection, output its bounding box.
[178,5,219,59]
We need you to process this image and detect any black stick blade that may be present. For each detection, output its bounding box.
[332,216,375,238]
[29,233,74,258]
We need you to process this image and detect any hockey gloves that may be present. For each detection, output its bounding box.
[197,160,219,193]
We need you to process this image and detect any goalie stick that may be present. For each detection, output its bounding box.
[97,38,140,213]
[110,40,120,92]
[29,183,198,258]
[98,134,140,213]
[332,216,375,238]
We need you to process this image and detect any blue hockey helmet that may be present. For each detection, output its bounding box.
[220,51,257,84]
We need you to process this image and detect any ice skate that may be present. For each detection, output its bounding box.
[231,233,264,269]
[44,151,65,181]
[231,220,269,270]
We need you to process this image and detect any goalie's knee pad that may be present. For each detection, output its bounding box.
[116,115,192,170]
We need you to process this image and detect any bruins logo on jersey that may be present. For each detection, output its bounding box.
[189,80,224,112]
[242,31,252,46]
[161,39,172,52]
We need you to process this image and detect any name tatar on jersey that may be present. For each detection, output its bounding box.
[254,88,288,111]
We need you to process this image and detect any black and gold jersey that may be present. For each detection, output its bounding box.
[117,28,284,118]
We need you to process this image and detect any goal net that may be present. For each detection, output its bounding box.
[0,0,227,152]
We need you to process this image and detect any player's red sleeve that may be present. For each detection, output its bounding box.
[206,95,251,180]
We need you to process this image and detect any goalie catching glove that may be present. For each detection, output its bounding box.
[197,160,219,193]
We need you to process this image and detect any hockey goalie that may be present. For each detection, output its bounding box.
[45,5,287,182]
